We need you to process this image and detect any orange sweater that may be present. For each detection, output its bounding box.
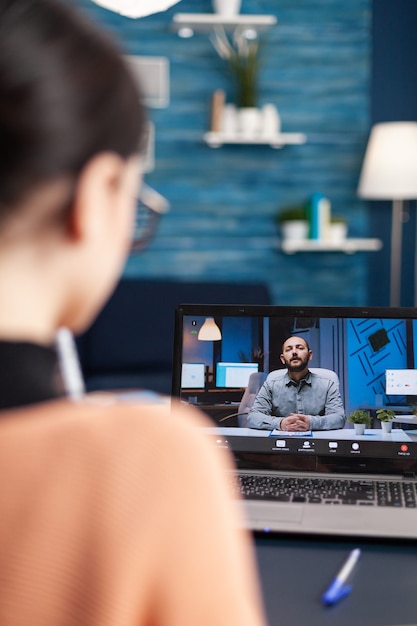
[0,397,267,626]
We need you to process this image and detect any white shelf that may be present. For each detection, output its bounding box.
[280,238,383,254]
[172,13,277,36]
[204,131,307,148]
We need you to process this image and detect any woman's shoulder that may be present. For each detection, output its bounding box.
[0,394,230,480]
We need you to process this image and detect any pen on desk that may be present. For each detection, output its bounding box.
[321,547,361,606]
[55,327,86,401]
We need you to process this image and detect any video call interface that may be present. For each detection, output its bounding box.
[178,312,417,460]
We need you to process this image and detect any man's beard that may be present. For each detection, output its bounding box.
[287,356,309,372]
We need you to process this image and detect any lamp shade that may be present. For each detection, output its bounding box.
[198,318,222,341]
[91,0,181,18]
[358,122,417,200]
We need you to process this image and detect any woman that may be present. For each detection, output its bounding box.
[0,1,267,625]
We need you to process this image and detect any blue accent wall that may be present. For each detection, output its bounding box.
[346,318,407,412]
[75,0,374,305]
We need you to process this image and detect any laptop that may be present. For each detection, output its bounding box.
[172,303,417,539]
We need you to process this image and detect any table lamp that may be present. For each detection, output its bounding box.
[91,0,182,18]
[357,121,417,306]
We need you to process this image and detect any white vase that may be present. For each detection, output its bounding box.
[212,0,242,16]
[381,421,393,433]
[354,423,366,435]
[281,220,309,242]
[261,103,281,137]
[329,222,348,243]
[238,107,261,138]
[221,103,238,137]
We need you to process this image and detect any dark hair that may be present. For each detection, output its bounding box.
[0,0,146,215]
[282,336,310,352]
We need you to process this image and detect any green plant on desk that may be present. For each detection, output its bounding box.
[376,408,396,434]
[375,408,396,422]
[347,410,372,426]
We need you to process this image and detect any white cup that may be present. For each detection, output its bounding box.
[261,104,281,136]
[221,104,238,137]
[212,0,242,17]
[238,107,261,138]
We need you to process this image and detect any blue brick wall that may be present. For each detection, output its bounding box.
[73,0,371,306]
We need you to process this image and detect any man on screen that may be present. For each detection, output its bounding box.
[247,336,345,431]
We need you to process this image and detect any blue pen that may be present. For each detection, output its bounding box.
[322,548,361,606]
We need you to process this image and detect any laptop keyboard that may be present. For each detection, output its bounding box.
[237,475,417,507]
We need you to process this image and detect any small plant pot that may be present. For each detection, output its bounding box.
[354,423,366,435]
[381,420,393,433]
[281,220,309,242]
[238,107,261,138]
[329,222,348,243]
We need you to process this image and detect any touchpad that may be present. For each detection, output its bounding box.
[246,502,303,523]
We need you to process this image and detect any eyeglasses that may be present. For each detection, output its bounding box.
[131,183,170,253]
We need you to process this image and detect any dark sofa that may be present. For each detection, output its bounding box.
[76,278,271,395]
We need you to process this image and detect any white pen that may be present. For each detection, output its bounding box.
[55,327,86,401]
[322,547,361,606]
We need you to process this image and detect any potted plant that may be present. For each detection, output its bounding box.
[210,26,260,136]
[376,408,396,433]
[275,204,309,242]
[347,409,371,435]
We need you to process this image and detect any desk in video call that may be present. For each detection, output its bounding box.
[210,426,417,443]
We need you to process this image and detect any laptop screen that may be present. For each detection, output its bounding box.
[172,304,417,476]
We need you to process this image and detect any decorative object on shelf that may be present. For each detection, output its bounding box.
[376,408,396,434]
[205,94,302,146]
[347,410,371,436]
[306,193,346,243]
[329,216,348,243]
[308,193,331,240]
[212,0,242,17]
[276,195,382,254]
[238,107,261,138]
[174,13,304,147]
[276,204,309,242]
[210,89,226,132]
[358,121,417,307]
[220,103,238,136]
[260,103,281,137]
[91,0,182,18]
[210,26,259,110]
[198,317,222,341]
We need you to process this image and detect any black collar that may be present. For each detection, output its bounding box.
[0,340,65,410]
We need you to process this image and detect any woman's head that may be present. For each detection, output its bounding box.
[0,0,146,215]
[0,0,147,334]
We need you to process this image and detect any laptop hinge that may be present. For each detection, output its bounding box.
[403,471,416,479]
